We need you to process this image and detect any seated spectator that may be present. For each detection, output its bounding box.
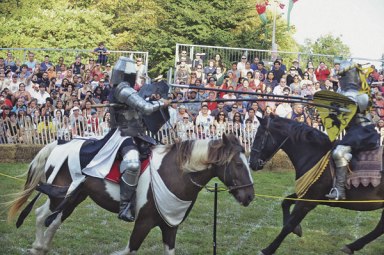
[264,71,278,90]
[273,78,289,96]
[41,97,55,117]
[176,114,194,140]
[204,59,216,77]
[11,97,27,114]
[14,83,31,103]
[271,60,285,82]
[240,61,254,78]
[243,108,260,132]
[289,75,302,95]
[70,106,84,137]
[40,72,50,88]
[213,111,227,137]
[175,64,189,84]
[237,55,247,72]
[223,86,237,112]
[34,84,50,106]
[93,42,110,66]
[9,74,21,93]
[195,104,214,132]
[5,111,21,143]
[100,111,111,136]
[287,103,311,126]
[192,53,204,69]
[176,104,189,123]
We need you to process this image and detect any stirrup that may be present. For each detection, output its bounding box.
[325,188,340,200]
[118,203,135,222]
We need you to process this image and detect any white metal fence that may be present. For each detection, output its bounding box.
[173,43,384,80]
[0,48,149,69]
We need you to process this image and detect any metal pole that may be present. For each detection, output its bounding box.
[213,183,218,255]
[271,0,277,54]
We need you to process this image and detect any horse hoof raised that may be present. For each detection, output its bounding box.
[341,245,354,254]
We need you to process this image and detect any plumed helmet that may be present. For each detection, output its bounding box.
[110,56,136,87]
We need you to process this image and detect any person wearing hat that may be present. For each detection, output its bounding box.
[292,59,303,77]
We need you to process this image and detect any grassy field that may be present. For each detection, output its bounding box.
[0,163,383,255]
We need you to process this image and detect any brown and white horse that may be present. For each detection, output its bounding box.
[8,134,254,255]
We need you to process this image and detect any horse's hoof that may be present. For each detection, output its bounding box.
[292,224,303,237]
[341,245,354,254]
[27,248,46,255]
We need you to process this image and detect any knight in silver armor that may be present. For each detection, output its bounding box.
[110,56,169,221]
[326,62,379,200]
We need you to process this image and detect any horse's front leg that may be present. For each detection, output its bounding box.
[261,201,317,255]
[112,216,156,255]
[160,224,178,255]
[282,193,302,237]
[29,200,51,255]
[341,209,384,255]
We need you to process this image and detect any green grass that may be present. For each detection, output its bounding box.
[1,163,383,255]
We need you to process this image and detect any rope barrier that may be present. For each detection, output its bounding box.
[0,172,24,182]
[2,171,384,203]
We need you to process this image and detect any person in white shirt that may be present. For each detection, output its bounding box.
[33,84,50,106]
[273,78,289,96]
[237,55,247,72]
[195,104,214,132]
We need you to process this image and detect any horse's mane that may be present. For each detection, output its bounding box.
[271,116,332,147]
[166,135,243,173]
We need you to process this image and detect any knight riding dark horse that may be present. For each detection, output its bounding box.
[325,62,379,200]
[107,56,169,221]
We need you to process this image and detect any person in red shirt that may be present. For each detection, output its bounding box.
[206,91,217,111]
[315,62,330,85]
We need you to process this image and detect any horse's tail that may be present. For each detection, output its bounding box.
[7,141,57,222]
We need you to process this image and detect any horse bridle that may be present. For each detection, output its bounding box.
[251,117,290,168]
[189,152,254,192]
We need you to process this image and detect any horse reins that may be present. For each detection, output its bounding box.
[251,117,290,168]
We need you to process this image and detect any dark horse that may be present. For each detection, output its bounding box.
[249,115,384,255]
[8,134,254,255]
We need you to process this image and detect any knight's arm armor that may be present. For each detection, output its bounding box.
[338,62,373,126]
[114,82,165,115]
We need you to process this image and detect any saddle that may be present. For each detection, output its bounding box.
[345,146,383,189]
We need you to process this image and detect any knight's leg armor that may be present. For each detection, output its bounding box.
[118,146,140,222]
[326,145,351,200]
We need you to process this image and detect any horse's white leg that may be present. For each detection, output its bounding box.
[41,212,63,252]
[29,200,51,255]
[110,242,132,255]
[163,244,175,255]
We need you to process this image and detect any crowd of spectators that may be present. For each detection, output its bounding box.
[1,47,383,147]
[168,50,384,146]
[0,44,139,144]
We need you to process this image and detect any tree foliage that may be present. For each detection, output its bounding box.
[0,0,305,76]
[300,34,351,58]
